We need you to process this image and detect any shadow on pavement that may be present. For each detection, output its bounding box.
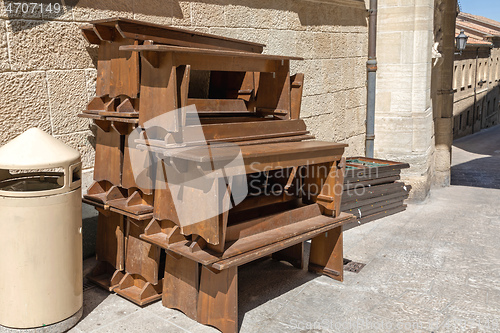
[80,288,109,322]
[237,243,317,330]
[451,125,500,189]
[80,258,109,322]
[451,156,500,189]
[453,125,500,156]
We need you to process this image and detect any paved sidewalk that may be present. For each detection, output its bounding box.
[71,125,500,333]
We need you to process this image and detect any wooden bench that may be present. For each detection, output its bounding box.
[162,212,354,333]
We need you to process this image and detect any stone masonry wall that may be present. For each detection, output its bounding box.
[0,0,369,192]
[452,45,500,139]
[452,48,491,138]
[375,0,436,200]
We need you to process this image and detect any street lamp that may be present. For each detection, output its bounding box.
[455,29,468,55]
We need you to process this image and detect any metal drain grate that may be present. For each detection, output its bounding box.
[83,280,96,292]
[343,259,366,273]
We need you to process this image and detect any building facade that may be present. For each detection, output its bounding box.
[453,12,500,139]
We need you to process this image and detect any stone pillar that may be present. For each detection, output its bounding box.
[432,0,457,187]
[375,0,436,200]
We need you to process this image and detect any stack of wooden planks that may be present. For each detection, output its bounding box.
[341,157,411,229]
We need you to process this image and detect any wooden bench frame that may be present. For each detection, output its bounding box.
[162,213,353,333]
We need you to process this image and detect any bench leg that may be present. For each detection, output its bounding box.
[308,226,343,282]
[272,242,305,269]
[198,266,238,333]
[163,252,200,320]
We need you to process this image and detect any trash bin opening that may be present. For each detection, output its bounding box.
[70,163,81,184]
[0,172,64,192]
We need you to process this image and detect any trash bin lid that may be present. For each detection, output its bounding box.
[0,128,81,169]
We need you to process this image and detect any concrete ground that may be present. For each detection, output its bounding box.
[70,125,500,333]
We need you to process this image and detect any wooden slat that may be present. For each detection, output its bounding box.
[171,177,225,246]
[167,212,354,266]
[93,24,116,42]
[140,134,313,154]
[153,161,181,224]
[145,144,342,176]
[341,182,405,203]
[81,25,101,44]
[137,119,308,147]
[87,18,266,53]
[335,159,346,216]
[122,129,155,194]
[309,226,343,281]
[225,204,322,242]
[109,36,140,98]
[78,113,105,120]
[346,199,406,218]
[177,65,191,108]
[290,73,304,119]
[341,190,409,211]
[315,158,345,217]
[210,213,353,270]
[125,218,161,284]
[94,127,122,185]
[343,176,401,190]
[197,266,238,333]
[256,60,291,119]
[95,210,125,270]
[187,98,248,112]
[109,206,153,221]
[96,42,112,96]
[159,141,346,171]
[107,189,154,216]
[114,273,163,306]
[120,44,302,61]
[177,53,279,73]
[97,111,138,118]
[163,253,200,321]
[343,205,407,231]
[344,169,402,183]
[227,192,297,215]
[139,51,178,127]
[107,117,140,124]
[197,111,256,117]
[344,156,410,177]
[189,120,308,145]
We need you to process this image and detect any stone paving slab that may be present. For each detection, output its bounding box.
[70,126,500,333]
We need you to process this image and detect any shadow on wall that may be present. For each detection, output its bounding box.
[452,87,500,140]
[4,0,367,32]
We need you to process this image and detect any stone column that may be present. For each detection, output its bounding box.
[432,0,457,187]
[375,0,436,200]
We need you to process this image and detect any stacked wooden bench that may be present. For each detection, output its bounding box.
[341,157,411,229]
[79,18,357,332]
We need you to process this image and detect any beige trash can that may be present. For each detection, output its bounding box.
[0,128,83,331]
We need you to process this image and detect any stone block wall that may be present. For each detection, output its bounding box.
[0,0,369,192]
